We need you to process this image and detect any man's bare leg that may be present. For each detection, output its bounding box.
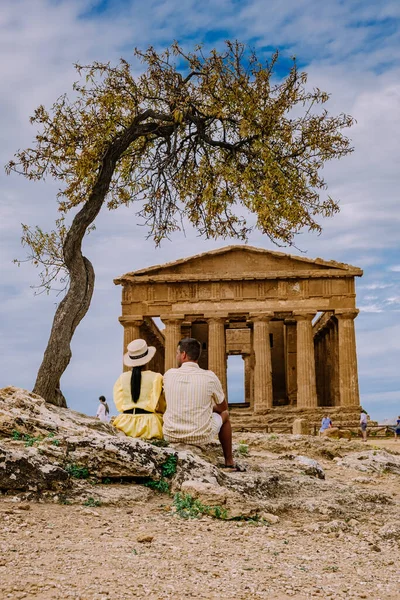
[218,410,234,466]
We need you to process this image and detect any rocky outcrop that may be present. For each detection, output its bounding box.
[334,450,400,475]
[1,387,399,523]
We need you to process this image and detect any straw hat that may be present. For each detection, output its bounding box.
[123,339,156,367]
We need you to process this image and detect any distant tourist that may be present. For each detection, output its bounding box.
[113,339,165,440]
[163,337,244,471]
[360,411,368,442]
[96,396,110,422]
[319,414,332,436]
[395,416,400,441]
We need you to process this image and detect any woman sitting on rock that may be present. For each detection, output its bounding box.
[113,339,165,440]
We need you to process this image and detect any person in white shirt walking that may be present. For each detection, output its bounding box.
[360,411,368,442]
[96,395,110,422]
[163,337,243,471]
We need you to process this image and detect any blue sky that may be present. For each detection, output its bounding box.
[0,0,399,422]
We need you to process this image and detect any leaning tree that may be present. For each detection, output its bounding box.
[6,42,354,406]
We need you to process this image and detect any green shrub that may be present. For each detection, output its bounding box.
[144,479,170,493]
[161,454,178,478]
[66,464,89,479]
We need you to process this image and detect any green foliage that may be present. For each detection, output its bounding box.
[173,492,228,520]
[150,439,170,448]
[144,479,170,494]
[237,443,249,456]
[12,430,43,446]
[65,464,89,479]
[6,41,354,293]
[83,497,102,507]
[24,434,43,447]
[161,454,178,478]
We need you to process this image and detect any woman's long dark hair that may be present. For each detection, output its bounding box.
[130,366,143,403]
[99,395,109,414]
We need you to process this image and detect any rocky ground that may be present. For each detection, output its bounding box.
[1,387,399,599]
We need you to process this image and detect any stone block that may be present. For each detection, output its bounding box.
[292,418,309,435]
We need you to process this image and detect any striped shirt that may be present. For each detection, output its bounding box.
[163,362,225,444]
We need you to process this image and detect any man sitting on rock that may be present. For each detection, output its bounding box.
[163,337,243,471]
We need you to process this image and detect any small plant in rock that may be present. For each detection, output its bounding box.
[66,464,89,479]
[23,434,43,447]
[83,497,102,507]
[143,479,170,494]
[161,454,178,478]
[237,442,249,456]
[12,430,22,440]
[173,493,228,520]
[150,439,170,448]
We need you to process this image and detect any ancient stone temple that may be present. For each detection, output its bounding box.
[114,246,363,429]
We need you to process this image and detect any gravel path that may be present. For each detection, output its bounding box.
[1,486,398,600]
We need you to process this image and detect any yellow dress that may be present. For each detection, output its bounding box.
[113,371,165,440]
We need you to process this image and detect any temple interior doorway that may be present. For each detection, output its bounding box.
[227,355,244,405]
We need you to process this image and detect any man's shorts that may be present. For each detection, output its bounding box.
[361,423,367,432]
[210,412,223,437]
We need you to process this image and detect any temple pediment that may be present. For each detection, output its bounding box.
[114,245,362,284]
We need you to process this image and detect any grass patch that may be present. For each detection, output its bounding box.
[237,442,249,456]
[173,492,228,520]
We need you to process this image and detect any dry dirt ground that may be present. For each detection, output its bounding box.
[1,435,399,600]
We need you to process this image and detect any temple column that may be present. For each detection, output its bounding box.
[314,333,322,407]
[336,310,360,407]
[252,314,273,413]
[330,320,339,406]
[208,318,227,399]
[284,319,297,405]
[162,317,183,371]
[119,318,143,372]
[295,313,318,408]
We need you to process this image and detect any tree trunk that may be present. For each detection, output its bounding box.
[32,116,169,405]
[33,256,95,406]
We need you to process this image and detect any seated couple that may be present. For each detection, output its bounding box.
[113,337,239,470]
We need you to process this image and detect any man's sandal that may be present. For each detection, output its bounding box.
[220,464,246,472]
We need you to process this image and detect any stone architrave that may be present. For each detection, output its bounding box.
[252,314,273,412]
[336,310,360,407]
[163,318,182,371]
[208,317,227,398]
[295,313,318,408]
